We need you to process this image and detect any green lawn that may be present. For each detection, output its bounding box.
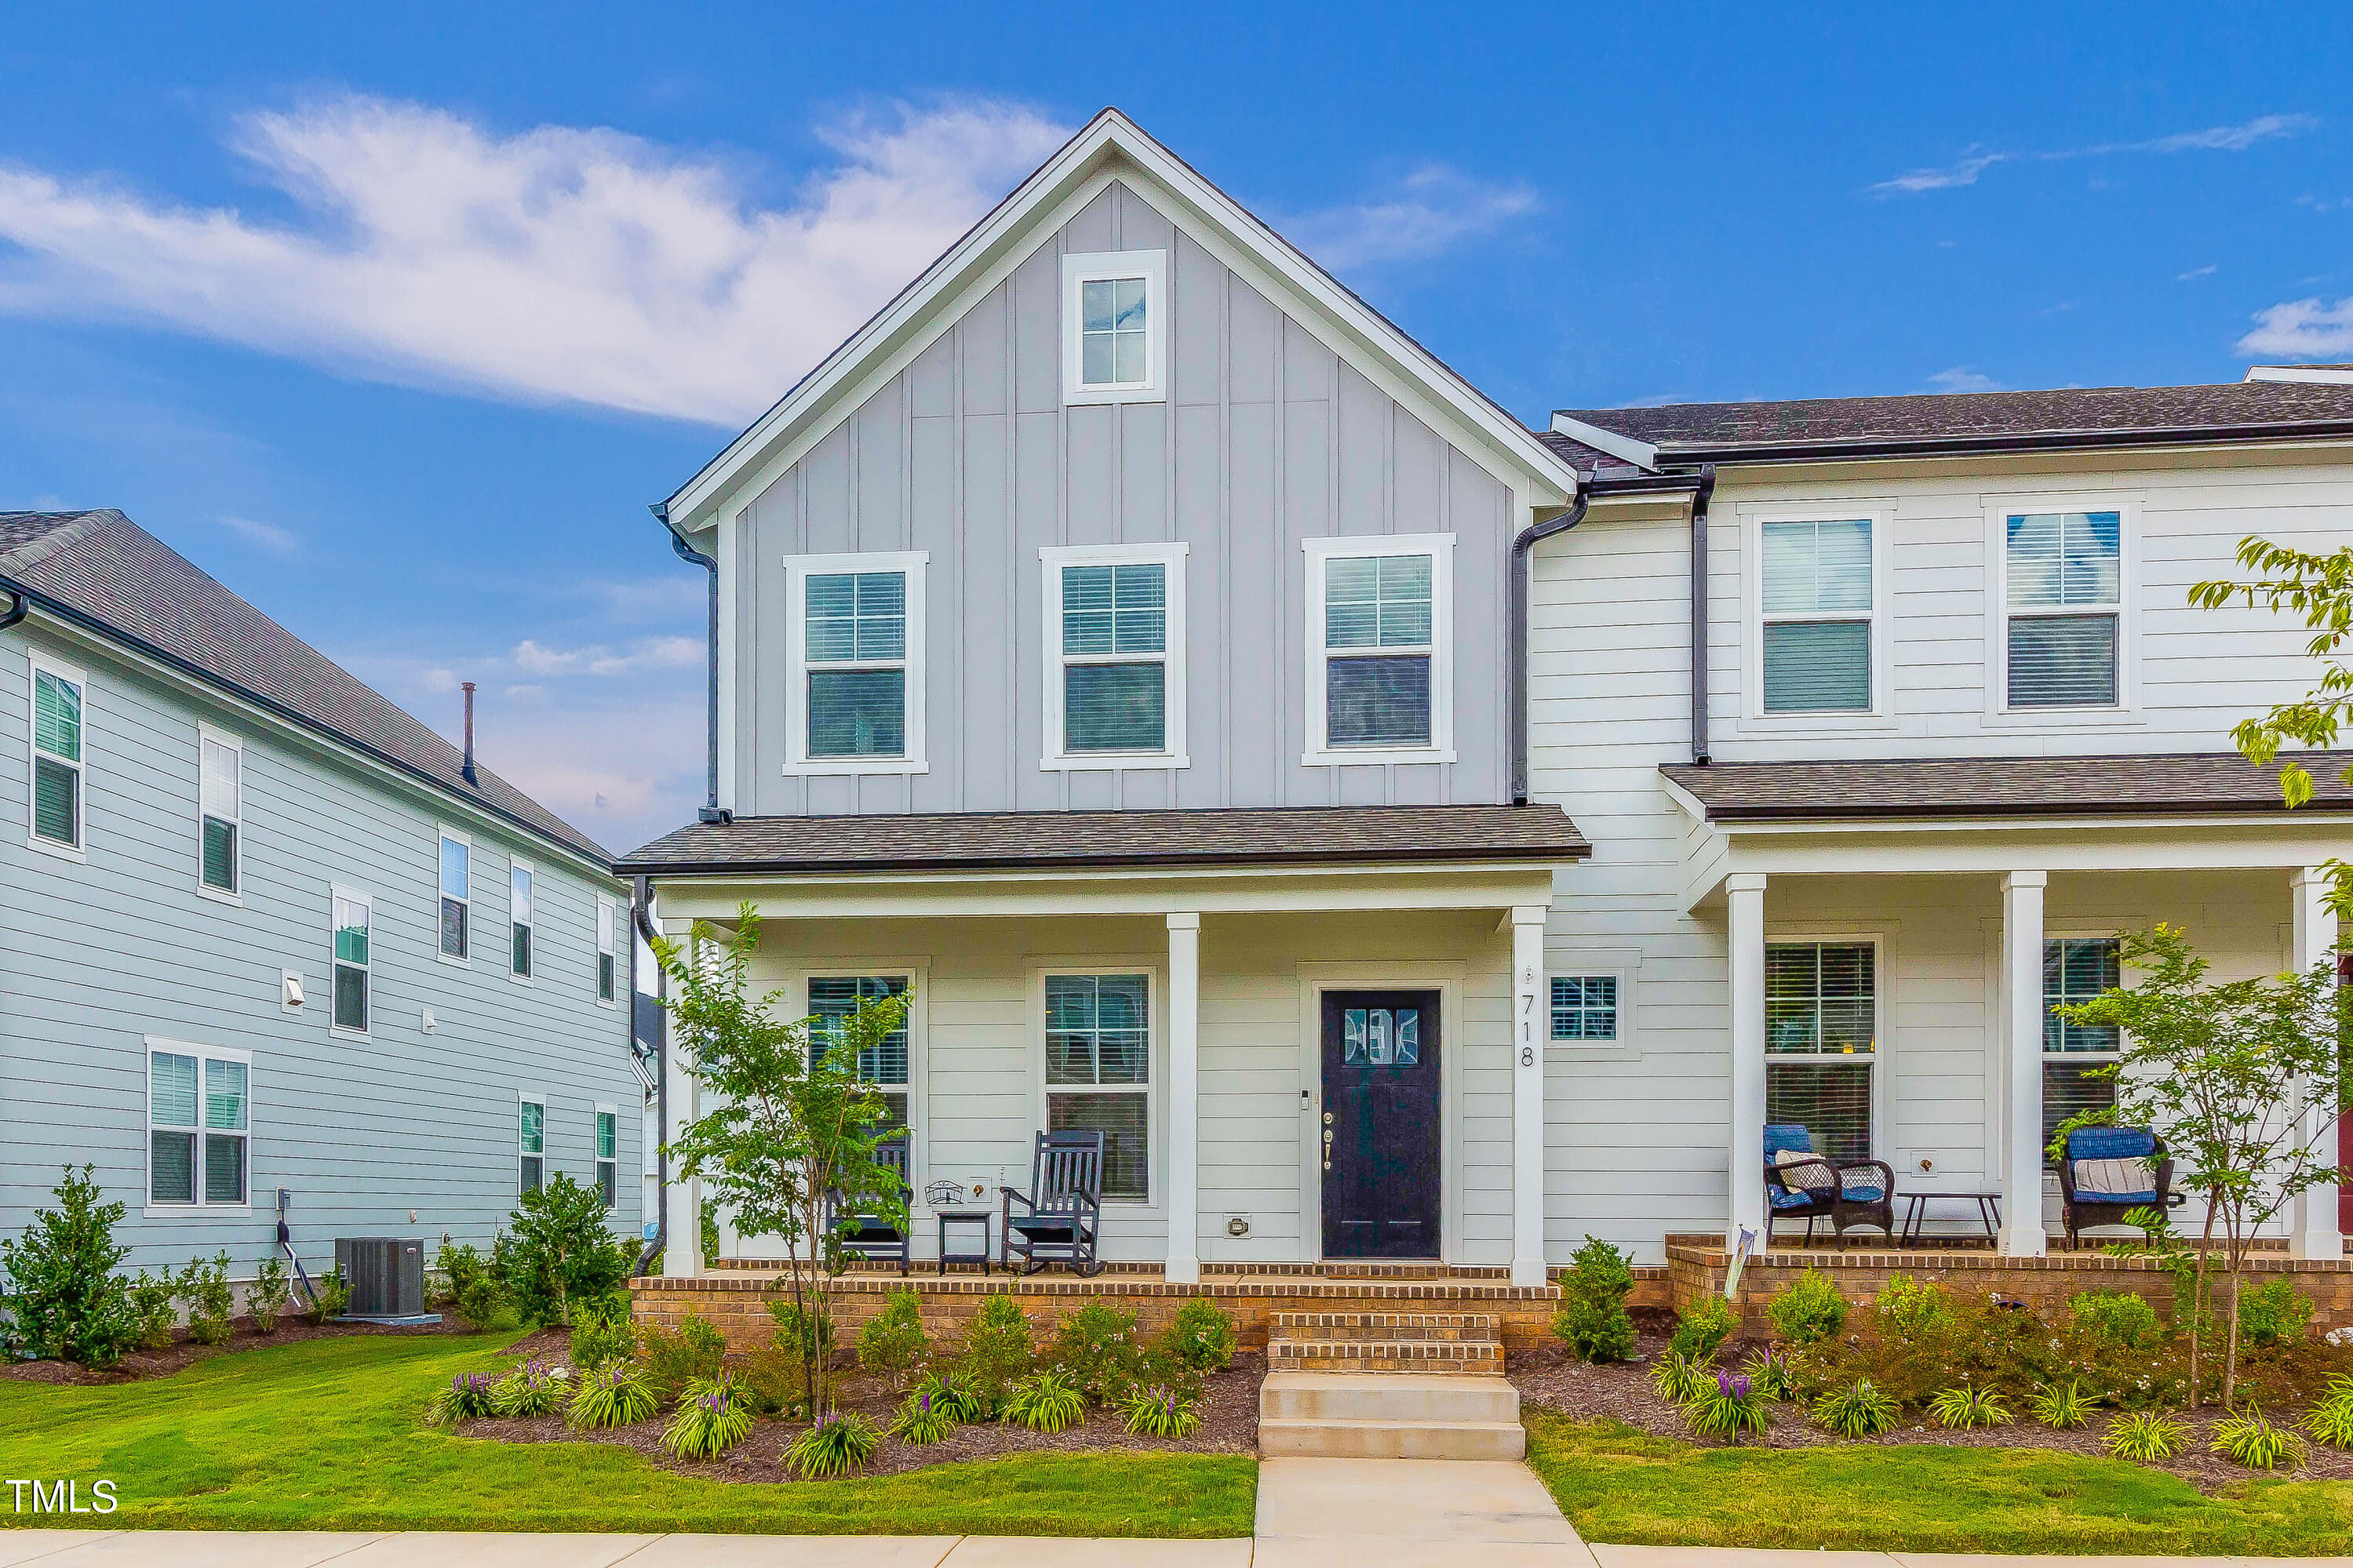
[1525,1409,2353,1555]
[0,1332,1255,1537]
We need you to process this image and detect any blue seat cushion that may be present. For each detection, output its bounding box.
[2067,1126,2156,1161]
[1764,1123,1815,1161]
[2074,1190,2158,1206]
[1841,1184,1886,1203]
[1769,1188,1817,1210]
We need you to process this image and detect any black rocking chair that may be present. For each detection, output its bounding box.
[823,1133,911,1275]
[1001,1130,1105,1277]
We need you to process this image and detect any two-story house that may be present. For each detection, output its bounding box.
[621,110,2352,1285]
[0,509,643,1286]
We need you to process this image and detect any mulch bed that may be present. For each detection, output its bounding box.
[3,1312,470,1386]
[453,1346,1265,1483]
[1510,1325,2353,1493]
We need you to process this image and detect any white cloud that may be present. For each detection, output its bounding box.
[0,93,1072,425]
[1280,165,1539,271]
[2238,296,2353,358]
[2176,264,2219,282]
[1874,114,2316,197]
[215,512,298,553]
[1926,366,2004,394]
[514,634,699,676]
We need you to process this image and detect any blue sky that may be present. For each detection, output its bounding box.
[2,2,2348,849]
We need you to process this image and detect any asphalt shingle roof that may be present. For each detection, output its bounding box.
[1660,751,2353,823]
[0,509,610,864]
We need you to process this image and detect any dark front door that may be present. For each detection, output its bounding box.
[1321,990,1441,1258]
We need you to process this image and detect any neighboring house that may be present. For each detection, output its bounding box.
[0,510,642,1282]
[620,109,2353,1282]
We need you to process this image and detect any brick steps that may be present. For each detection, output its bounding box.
[1266,1309,1504,1374]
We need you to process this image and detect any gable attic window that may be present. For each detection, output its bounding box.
[1042,543,1188,767]
[28,656,86,855]
[199,726,242,896]
[1062,250,1167,405]
[1303,534,1455,765]
[784,553,927,775]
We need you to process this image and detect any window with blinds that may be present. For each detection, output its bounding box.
[1324,553,1434,747]
[1058,561,1168,754]
[519,1098,545,1195]
[439,831,470,959]
[1760,518,1873,713]
[1550,975,1619,1041]
[595,1108,618,1208]
[806,571,908,758]
[31,664,83,851]
[2005,511,2121,708]
[1765,941,1876,1160]
[810,975,910,1129]
[149,1048,247,1207]
[596,897,617,1002]
[2042,937,2121,1165]
[509,860,534,978]
[199,731,240,893]
[1045,973,1150,1201]
[332,889,370,1034]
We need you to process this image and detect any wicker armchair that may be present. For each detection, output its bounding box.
[1763,1122,1894,1247]
[2057,1126,2177,1246]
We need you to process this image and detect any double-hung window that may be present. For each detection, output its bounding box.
[438,829,469,960]
[1044,973,1150,1202]
[331,888,370,1035]
[596,896,617,1003]
[1305,535,1454,762]
[810,976,910,1130]
[1042,544,1186,766]
[1759,518,1874,713]
[1062,250,1167,403]
[509,859,534,979]
[1550,976,1619,1042]
[199,728,242,895]
[29,657,85,853]
[148,1042,248,1209]
[1764,941,1877,1161]
[2042,937,2121,1166]
[2004,509,2122,708]
[785,553,926,773]
[594,1107,618,1208]
[519,1095,545,1195]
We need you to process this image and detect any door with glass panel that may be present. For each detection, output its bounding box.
[1320,991,1441,1258]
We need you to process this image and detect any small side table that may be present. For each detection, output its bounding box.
[936,1209,993,1276]
[1899,1189,2002,1247]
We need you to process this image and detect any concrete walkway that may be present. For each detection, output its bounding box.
[1255,1455,1590,1566]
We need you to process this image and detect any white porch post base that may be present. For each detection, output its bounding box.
[1166,912,1202,1285]
[1726,875,1768,1253]
[1510,905,1550,1288]
[2290,868,2343,1261]
[2000,871,2049,1259]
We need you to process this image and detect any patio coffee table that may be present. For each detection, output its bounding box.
[936,1209,993,1275]
[1898,1189,2002,1246]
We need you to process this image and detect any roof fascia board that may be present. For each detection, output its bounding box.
[1547,413,1659,471]
[1692,806,2349,833]
[641,855,1574,891]
[1647,423,2353,469]
[5,598,618,881]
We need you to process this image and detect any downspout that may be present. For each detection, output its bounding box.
[650,501,730,824]
[630,874,668,1277]
[1507,479,1590,806]
[1688,465,1717,765]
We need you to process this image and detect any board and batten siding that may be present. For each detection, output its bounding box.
[724,179,1515,817]
[0,623,639,1278]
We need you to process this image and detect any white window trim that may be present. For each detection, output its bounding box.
[594,1102,620,1209]
[518,1089,548,1197]
[781,551,929,777]
[437,826,472,965]
[1761,928,1892,1166]
[195,722,244,904]
[143,1035,253,1218]
[27,651,88,862]
[596,893,619,1007]
[1061,249,1168,406]
[1302,533,1457,766]
[329,882,373,1041]
[1029,957,1164,1211]
[1544,948,1641,1064]
[508,856,535,985]
[1739,504,1896,729]
[1983,493,2140,722]
[1039,541,1189,770]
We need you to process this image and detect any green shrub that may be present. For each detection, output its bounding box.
[855,1289,929,1394]
[638,1312,727,1399]
[567,1360,658,1429]
[1766,1271,1848,1348]
[1122,1384,1204,1438]
[1553,1235,1637,1362]
[2030,1380,2097,1430]
[0,1166,139,1369]
[1874,1275,1956,1337]
[249,1256,288,1335]
[2212,1408,2306,1470]
[2069,1290,2161,1352]
[2306,1377,2353,1450]
[1050,1301,1145,1400]
[1649,1348,1714,1404]
[433,1239,490,1307]
[1812,1377,1899,1438]
[179,1252,234,1345]
[569,1293,636,1367]
[1927,1384,2012,1429]
[456,1275,517,1333]
[128,1270,177,1351]
[307,1265,351,1326]
[1003,1370,1088,1432]
[769,1297,835,1366]
[1667,1296,1736,1360]
[960,1293,1035,1406]
[427,1371,498,1426]
[890,1387,962,1443]
[739,1345,810,1417]
[500,1174,631,1326]
[661,1375,756,1461]
[1743,1346,1799,1402]
[491,1358,568,1417]
[2105,1408,2188,1461]
[1685,1369,1770,1443]
[1160,1297,1239,1373]
[912,1368,989,1423]
[787,1412,880,1478]
[2237,1280,2314,1348]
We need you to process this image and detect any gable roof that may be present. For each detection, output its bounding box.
[0,509,611,866]
[1553,380,2353,469]
[661,108,1581,532]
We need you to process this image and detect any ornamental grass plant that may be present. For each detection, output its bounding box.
[787,1412,881,1479]
[1002,1370,1088,1433]
[1121,1384,1204,1438]
[567,1361,659,1430]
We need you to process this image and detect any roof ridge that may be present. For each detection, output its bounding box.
[0,509,117,577]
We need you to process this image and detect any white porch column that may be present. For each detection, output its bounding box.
[1510,904,1550,1288]
[2290,867,2342,1261]
[1725,874,1768,1252]
[1999,871,2049,1258]
[661,1004,701,1279]
[1165,912,1202,1285]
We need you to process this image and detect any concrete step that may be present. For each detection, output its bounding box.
[1269,1310,1500,1342]
[1258,1416,1527,1461]
[1260,1371,1520,1424]
[1266,1338,1503,1373]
